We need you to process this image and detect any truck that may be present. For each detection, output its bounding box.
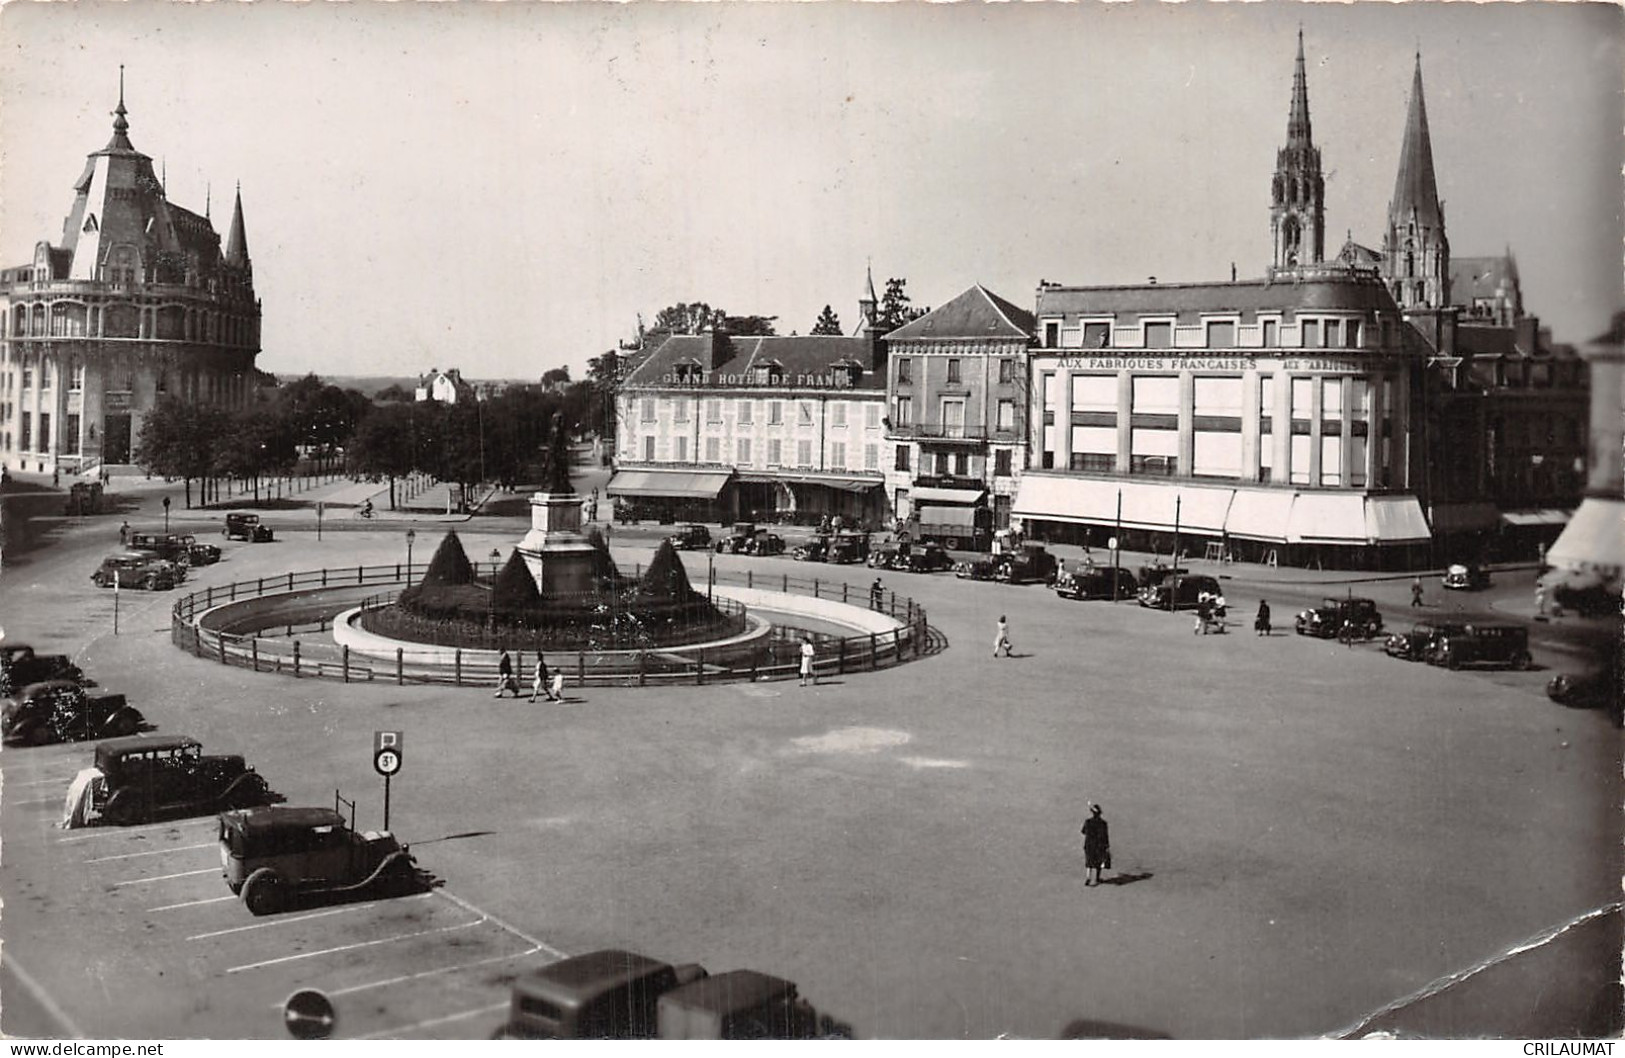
[906,504,992,552]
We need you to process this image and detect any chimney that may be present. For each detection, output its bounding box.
[1516,314,1540,358]
[710,324,736,370]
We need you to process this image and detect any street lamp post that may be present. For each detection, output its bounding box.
[406,528,416,576]
[488,548,501,632]
[162,496,171,534]
[1169,495,1181,612]
[1112,489,1123,603]
[490,548,501,581]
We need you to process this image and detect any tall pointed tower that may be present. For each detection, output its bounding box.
[1381,51,1450,311]
[1269,30,1325,271]
[225,181,251,277]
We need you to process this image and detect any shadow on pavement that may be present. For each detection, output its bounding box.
[1101,871,1154,887]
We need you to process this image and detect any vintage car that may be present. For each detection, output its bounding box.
[1294,597,1384,640]
[1054,565,1138,602]
[130,532,222,567]
[1383,621,1467,662]
[826,533,870,565]
[0,644,88,697]
[714,523,758,554]
[743,531,785,557]
[1136,564,1189,591]
[224,512,274,542]
[665,523,712,551]
[1547,580,1623,619]
[2,680,142,747]
[493,951,847,1041]
[90,551,182,590]
[1427,625,1531,670]
[867,543,904,570]
[954,556,1003,581]
[1546,651,1623,726]
[64,481,109,516]
[897,542,953,573]
[1137,573,1223,611]
[61,734,283,828]
[995,545,1058,585]
[1442,563,1491,591]
[218,803,426,915]
[792,535,830,562]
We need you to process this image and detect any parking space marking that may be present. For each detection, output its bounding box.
[325,944,546,1000]
[225,916,485,974]
[56,818,216,845]
[5,775,80,789]
[112,866,218,887]
[149,894,236,913]
[187,893,433,941]
[433,887,567,959]
[88,840,216,863]
[356,1001,509,1040]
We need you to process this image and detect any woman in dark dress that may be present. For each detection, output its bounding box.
[1255,599,1272,636]
[1082,803,1110,887]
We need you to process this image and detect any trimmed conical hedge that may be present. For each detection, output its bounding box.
[419,530,475,587]
[584,525,621,582]
[637,538,698,600]
[493,551,543,611]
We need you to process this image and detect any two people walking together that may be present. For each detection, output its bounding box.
[492,650,565,702]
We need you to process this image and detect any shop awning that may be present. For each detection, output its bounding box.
[1011,475,1232,533]
[783,473,883,493]
[1117,482,1233,533]
[606,469,731,499]
[911,486,986,505]
[1500,509,1572,527]
[1364,496,1432,544]
[1545,497,1624,581]
[1427,502,1500,534]
[1012,475,1128,526]
[1285,493,1368,543]
[914,504,979,528]
[1224,489,1296,541]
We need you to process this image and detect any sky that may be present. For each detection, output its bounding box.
[1,1,1619,383]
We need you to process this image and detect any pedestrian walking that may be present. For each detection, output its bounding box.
[1255,599,1272,636]
[870,577,884,612]
[1410,576,1425,607]
[529,652,552,702]
[118,520,131,546]
[494,650,518,698]
[799,637,816,687]
[1081,803,1111,887]
[994,615,1013,658]
[1534,584,1547,616]
[550,669,566,703]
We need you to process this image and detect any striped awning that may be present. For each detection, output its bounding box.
[606,469,732,499]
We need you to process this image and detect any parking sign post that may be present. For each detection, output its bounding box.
[373,731,403,832]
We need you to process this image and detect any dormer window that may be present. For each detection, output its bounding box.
[753,359,784,385]
[832,358,863,387]
[672,359,704,383]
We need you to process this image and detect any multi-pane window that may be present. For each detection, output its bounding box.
[831,403,847,428]
[1072,426,1116,472]
[768,439,782,466]
[674,400,689,423]
[830,442,846,470]
[895,445,911,471]
[1129,427,1177,476]
[998,359,1016,383]
[796,440,812,467]
[1142,321,1172,348]
[644,436,655,461]
[738,401,753,424]
[1082,322,1111,349]
[896,359,912,384]
[864,444,878,471]
[995,450,1012,476]
[997,400,1015,432]
[1301,320,1321,348]
[798,402,814,426]
[941,400,965,437]
[768,401,783,425]
[865,403,880,429]
[705,400,722,422]
[674,436,688,461]
[1320,435,1342,486]
[946,359,961,383]
[737,438,751,465]
[952,452,969,477]
[1205,321,1236,347]
[705,437,720,462]
[20,411,30,450]
[893,398,912,426]
[640,399,655,423]
[1262,319,1279,347]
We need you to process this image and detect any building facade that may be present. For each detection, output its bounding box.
[612,324,890,526]
[0,88,260,474]
[882,284,1033,537]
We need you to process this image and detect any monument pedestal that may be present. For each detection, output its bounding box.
[518,491,598,596]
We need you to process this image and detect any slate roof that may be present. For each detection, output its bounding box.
[886,284,1035,341]
[1451,255,1520,305]
[1037,272,1400,323]
[623,333,885,391]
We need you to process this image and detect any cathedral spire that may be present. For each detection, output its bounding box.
[225,182,250,267]
[1380,50,1449,311]
[107,65,133,151]
[1269,30,1324,271]
[1390,50,1443,232]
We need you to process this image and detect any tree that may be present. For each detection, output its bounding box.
[877,277,928,331]
[374,383,415,402]
[652,302,718,335]
[347,403,421,508]
[720,314,776,336]
[212,406,297,503]
[586,350,623,389]
[492,551,542,612]
[135,396,227,508]
[540,367,571,387]
[419,529,475,587]
[812,305,843,336]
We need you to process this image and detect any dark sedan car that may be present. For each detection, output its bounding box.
[1054,565,1138,601]
[1295,597,1384,639]
[667,524,713,551]
[1137,573,1222,611]
[898,543,953,573]
[1384,621,1466,661]
[2,680,144,747]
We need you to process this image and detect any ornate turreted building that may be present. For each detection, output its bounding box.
[0,79,261,474]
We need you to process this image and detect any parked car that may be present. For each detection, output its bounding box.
[1384,621,1467,661]
[792,535,830,562]
[1427,624,1531,670]
[995,545,1059,585]
[129,532,222,567]
[867,543,903,570]
[827,533,870,565]
[898,542,953,573]
[665,523,712,551]
[0,644,88,697]
[91,551,182,591]
[744,531,785,557]
[1548,580,1622,619]
[954,557,1003,581]
[224,512,274,542]
[218,803,426,915]
[61,735,283,828]
[1294,597,1384,639]
[1137,573,1223,611]
[1546,651,1623,726]
[1054,565,1138,602]
[2,680,143,747]
[1442,563,1491,591]
[714,523,758,554]
[493,951,847,1041]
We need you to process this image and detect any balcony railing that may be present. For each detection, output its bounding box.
[889,423,1018,442]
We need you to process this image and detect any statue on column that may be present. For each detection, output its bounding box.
[543,411,573,496]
